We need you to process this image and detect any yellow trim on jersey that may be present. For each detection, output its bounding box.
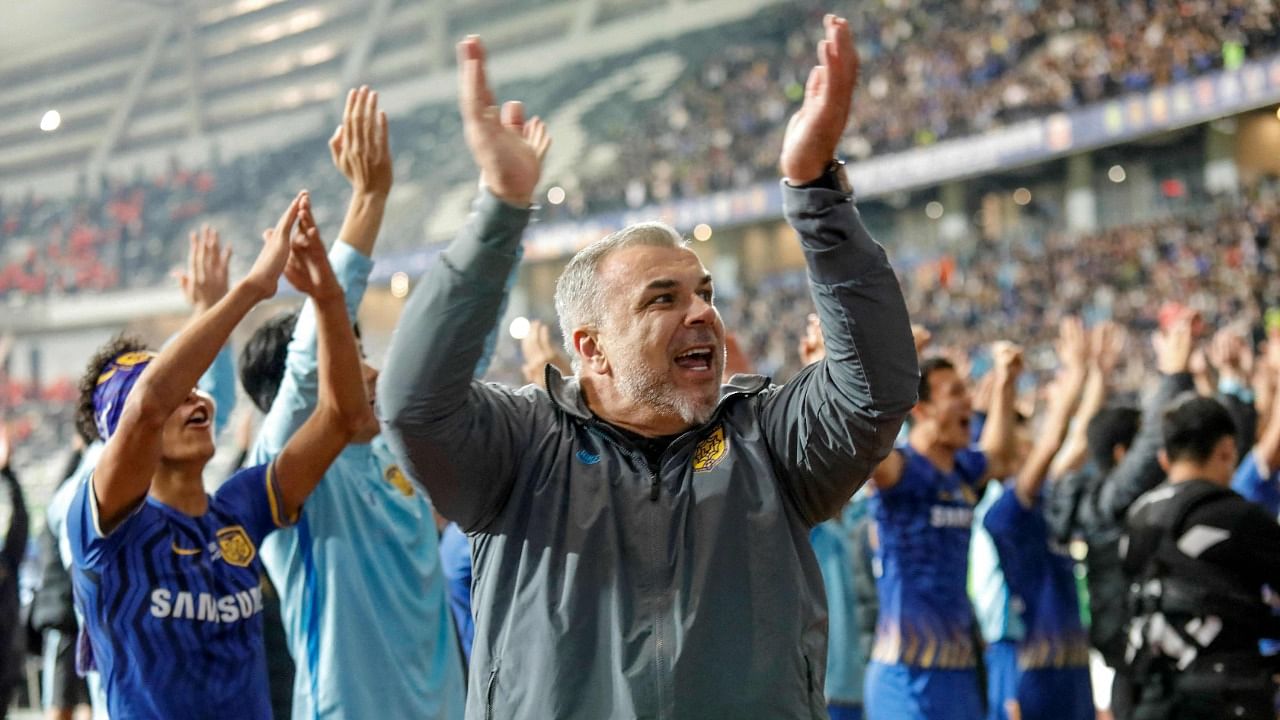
[171,543,202,556]
[265,462,299,528]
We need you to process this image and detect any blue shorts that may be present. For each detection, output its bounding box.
[864,661,982,720]
[1018,666,1093,720]
[984,640,1019,720]
[828,702,864,720]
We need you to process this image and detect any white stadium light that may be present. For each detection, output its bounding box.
[1108,165,1127,183]
[925,201,944,220]
[40,110,61,132]
[389,272,410,298]
[1013,188,1032,206]
[509,316,531,341]
[547,186,566,205]
[693,223,713,242]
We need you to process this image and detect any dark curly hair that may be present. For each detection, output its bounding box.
[77,334,149,443]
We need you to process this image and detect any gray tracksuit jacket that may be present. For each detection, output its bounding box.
[379,183,919,720]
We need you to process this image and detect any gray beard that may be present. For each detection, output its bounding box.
[613,352,718,427]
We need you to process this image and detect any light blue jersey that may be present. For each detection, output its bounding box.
[252,241,464,720]
[810,490,871,709]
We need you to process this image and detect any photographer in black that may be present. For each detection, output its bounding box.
[1121,392,1280,719]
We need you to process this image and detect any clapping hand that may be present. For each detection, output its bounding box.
[329,86,393,197]
[779,14,859,184]
[456,36,551,206]
[283,194,341,303]
[175,224,231,313]
[244,192,305,300]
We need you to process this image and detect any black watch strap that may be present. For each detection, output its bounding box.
[787,160,851,193]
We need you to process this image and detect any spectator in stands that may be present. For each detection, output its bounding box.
[241,86,466,720]
[67,192,365,720]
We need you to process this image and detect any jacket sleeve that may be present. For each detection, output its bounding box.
[378,191,543,531]
[251,241,372,460]
[759,183,919,525]
[1,464,29,574]
[1096,372,1195,525]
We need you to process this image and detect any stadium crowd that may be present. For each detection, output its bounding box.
[3,0,1278,302]
[0,8,1279,720]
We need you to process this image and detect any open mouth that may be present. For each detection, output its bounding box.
[185,407,211,428]
[674,346,715,372]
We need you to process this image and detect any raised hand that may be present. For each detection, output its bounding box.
[457,36,550,207]
[284,194,341,302]
[1206,327,1250,382]
[911,324,932,358]
[1054,316,1090,375]
[520,320,570,387]
[1154,315,1195,376]
[1090,321,1125,376]
[175,224,232,313]
[779,14,860,184]
[798,313,826,366]
[244,191,305,299]
[329,86,393,197]
[991,341,1025,385]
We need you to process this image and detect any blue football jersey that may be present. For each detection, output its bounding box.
[982,487,1092,720]
[870,446,985,670]
[68,463,289,720]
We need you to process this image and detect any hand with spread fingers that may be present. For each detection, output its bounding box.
[456,36,551,207]
[779,14,860,184]
[1090,320,1126,376]
[798,313,826,366]
[1154,315,1195,376]
[175,224,232,314]
[330,85,393,198]
[244,191,306,300]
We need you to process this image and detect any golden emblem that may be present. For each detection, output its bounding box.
[216,526,256,567]
[385,465,415,496]
[691,426,729,473]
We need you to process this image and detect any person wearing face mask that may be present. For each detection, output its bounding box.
[378,17,919,720]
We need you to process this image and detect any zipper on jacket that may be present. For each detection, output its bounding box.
[649,473,660,501]
[485,667,498,720]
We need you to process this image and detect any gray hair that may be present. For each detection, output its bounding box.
[553,222,689,372]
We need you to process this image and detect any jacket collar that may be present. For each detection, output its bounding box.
[542,364,770,425]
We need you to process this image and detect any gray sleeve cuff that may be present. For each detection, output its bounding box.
[445,190,535,280]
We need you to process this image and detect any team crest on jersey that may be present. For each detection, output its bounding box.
[385,465,415,496]
[216,526,256,567]
[692,426,728,472]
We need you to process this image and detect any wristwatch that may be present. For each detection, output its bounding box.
[787,159,852,194]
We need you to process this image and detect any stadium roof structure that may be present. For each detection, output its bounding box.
[0,0,780,197]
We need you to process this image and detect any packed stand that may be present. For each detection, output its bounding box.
[4,0,1279,301]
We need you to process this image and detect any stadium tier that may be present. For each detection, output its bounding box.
[2,3,1280,719]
